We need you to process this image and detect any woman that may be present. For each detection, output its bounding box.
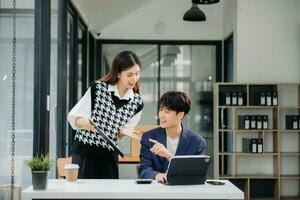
[68,51,143,179]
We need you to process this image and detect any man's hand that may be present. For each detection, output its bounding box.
[149,139,173,160]
[155,173,166,182]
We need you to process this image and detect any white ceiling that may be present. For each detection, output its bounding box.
[70,0,223,40]
[71,0,151,33]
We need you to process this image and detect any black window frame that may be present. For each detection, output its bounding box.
[97,39,222,124]
[56,0,89,158]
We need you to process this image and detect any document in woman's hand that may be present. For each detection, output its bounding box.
[89,120,124,157]
[120,127,141,140]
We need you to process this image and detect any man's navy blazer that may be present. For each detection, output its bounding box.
[139,125,206,179]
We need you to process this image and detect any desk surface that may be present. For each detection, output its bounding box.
[22,179,243,199]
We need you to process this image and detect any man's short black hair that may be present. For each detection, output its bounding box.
[159,91,191,115]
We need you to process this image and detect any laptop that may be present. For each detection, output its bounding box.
[165,155,211,185]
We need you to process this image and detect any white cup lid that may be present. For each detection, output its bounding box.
[64,164,79,169]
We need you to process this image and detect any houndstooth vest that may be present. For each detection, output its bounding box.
[74,81,143,151]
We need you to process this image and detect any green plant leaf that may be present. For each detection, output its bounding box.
[25,154,53,171]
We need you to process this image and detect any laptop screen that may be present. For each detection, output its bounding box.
[165,155,211,185]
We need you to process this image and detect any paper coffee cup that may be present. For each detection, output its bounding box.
[64,164,79,182]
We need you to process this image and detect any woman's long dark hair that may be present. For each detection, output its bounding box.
[100,51,141,93]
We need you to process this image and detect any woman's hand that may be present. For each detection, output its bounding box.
[118,131,126,140]
[149,139,173,160]
[155,173,166,182]
[75,117,97,132]
[119,127,141,140]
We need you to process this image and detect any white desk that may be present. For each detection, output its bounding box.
[22,179,244,200]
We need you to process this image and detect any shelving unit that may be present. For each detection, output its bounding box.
[214,83,300,200]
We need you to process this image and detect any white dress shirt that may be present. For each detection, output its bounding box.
[167,136,179,155]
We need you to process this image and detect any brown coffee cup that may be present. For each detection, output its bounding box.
[64,164,79,182]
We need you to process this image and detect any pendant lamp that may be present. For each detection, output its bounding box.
[183,4,206,22]
[192,0,220,4]
[183,0,220,22]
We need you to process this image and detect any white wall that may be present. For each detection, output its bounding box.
[223,0,237,39]
[236,0,300,82]
[100,0,223,40]
[223,0,237,81]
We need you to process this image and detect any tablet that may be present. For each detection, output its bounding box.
[89,120,124,158]
[165,155,210,185]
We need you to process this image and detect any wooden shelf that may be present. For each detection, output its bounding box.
[218,129,278,132]
[215,83,300,199]
[280,176,300,179]
[220,175,278,179]
[280,152,300,156]
[278,106,300,109]
[279,130,300,133]
[219,152,278,156]
[280,197,300,200]
[219,106,278,109]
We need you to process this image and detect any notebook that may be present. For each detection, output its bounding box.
[165,155,211,185]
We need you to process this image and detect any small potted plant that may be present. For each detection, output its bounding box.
[25,154,53,190]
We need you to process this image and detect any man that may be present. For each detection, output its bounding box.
[139,91,206,182]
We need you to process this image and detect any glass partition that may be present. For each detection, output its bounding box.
[0,0,35,188]
[101,43,217,178]
[160,45,215,176]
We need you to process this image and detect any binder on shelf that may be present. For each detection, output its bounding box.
[286,115,299,130]
[272,92,278,106]
[232,92,237,105]
[242,138,251,153]
[250,139,257,153]
[293,116,299,130]
[257,139,263,153]
[242,138,258,153]
[238,92,244,106]
[260,92,266,106]
[238,116,244,129]
[263,115,268,129]
[244,116,250,129]
[250,116,256,129]
[238,115,250,129]
[256,116,262,129]
[266,92,272,106]
[225,92,231,105]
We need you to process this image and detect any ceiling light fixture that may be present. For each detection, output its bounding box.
[183,3,206,22]
[183,0,220,22]
[192,0,220,4]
